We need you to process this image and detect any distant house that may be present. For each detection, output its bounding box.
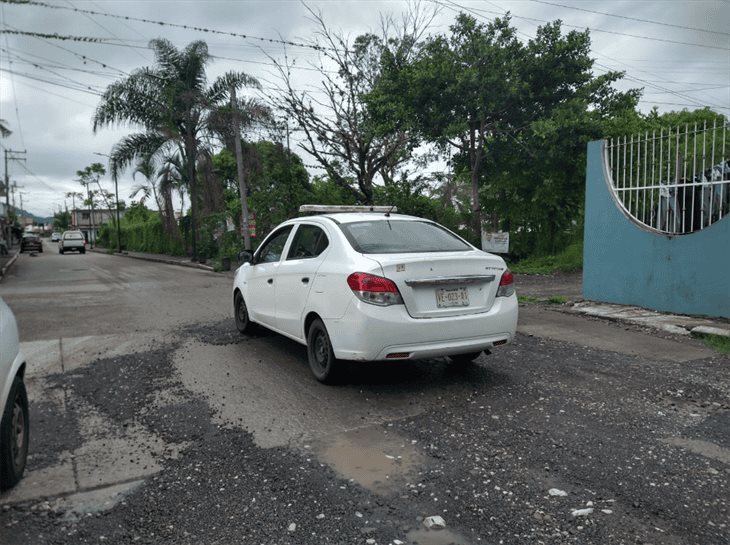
[71,208,124,244]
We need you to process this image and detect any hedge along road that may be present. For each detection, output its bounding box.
[0,239,727,545]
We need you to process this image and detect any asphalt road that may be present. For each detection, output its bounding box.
[0,240,728,545]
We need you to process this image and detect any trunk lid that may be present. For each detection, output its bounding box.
[371,251,507,318]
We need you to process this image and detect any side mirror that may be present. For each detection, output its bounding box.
[239,250,253,264]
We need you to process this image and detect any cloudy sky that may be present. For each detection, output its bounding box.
[1,0,728,217]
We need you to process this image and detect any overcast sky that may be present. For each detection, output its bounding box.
[1,0,728,217]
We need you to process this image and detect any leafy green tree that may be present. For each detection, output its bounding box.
[53,210,70,231]
[213,141,312,241]
[93,38,262,258]
[370,13,640,250]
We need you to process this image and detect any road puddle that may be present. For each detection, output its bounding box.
[406,527,474,545]
[313,425,423,495]
[662,437,730,464]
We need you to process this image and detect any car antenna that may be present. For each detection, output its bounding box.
[385,204,395,217]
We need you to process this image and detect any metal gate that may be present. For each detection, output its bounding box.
[606,120,729,234]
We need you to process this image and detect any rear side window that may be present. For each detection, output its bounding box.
[339,220,471,254]
[287,225,329,260]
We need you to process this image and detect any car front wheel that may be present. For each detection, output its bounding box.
[234,292,255,334]
[307,319,341,384]
[0,376,29,491]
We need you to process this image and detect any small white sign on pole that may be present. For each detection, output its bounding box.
[481,230,510,254]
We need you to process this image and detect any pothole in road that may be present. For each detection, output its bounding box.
[406,527,474,545]
[311,425,423,495]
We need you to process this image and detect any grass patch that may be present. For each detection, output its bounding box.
[511,240,583,275]
[700,334,730,355]
[518,295,567,305]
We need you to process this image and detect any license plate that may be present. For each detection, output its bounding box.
[436,287,469,308]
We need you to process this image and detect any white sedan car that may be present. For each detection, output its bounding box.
[0,297,29,490]
[232,209,518,383]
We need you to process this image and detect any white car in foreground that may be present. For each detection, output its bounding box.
[232,208,518,383]
[0,297,29,490]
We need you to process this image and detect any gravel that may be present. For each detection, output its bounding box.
[1,323,728,545]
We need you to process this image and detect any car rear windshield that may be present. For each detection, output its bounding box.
[339,220,471,254]
[65,233,84,240]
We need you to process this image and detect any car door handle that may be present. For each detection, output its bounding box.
[301,277,310,284]
[267,278,274,285]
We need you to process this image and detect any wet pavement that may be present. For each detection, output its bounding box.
[0,245,727,545]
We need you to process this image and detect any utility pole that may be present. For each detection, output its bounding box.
[3,149,26,247]
[231,85,252,251]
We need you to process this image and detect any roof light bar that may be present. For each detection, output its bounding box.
[299,205,397,214]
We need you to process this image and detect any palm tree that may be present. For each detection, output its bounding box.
[131,155,163,212]
[93,39,262,259]
[157,153,184,238]
[0,119,11,138]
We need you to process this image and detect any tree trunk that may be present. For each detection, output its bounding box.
[185,135,198,259]
[231,86,252,251]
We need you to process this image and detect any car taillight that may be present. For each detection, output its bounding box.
[496,269,515,297]
[347,272,404,306]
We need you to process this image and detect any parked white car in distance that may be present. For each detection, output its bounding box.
[232,208,518,383]
[59,230,86,254]
[0,297,29,490]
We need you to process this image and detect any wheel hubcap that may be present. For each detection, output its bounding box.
[11,398,25,468]
[237,300,246,325]
[313,332,328,371]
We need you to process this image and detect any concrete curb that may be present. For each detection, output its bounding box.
[568,301,730,341]
[0,251,20,281]
[690,326,730,339]
[89,248,215,272]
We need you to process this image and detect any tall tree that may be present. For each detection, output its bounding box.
[93,39,262,259]
[370,13,639,245]
[271,5,436,204]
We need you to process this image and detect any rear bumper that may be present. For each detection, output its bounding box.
[326,294,518,361]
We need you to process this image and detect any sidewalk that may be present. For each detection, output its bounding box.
[515,272,730,341]
[0,246,20,281]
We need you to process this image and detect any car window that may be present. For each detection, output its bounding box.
[64,233,84,240]
[286,225,329,260]
[255,226,293,264]
[339,220,471,254]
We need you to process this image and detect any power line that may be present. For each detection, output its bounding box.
[434,0,730,51]
[0,66,103,95]
[65,0,151,63]
[1,4,25,147]
[438,0,728,112]
[529,0,730,37]
[8,77,97,106]
[11,0,328,52]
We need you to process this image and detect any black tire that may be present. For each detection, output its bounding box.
[450,351,482,365]
[234,292,255,334]
[39,247,43,253]
[59,248,64,254]
[80,248,86,254]
[0,377,29,491]
[307,318,340,384]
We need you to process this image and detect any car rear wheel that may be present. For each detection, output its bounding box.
[0,376,29,491]
[307,319,340,384]
[234,292,256,334]
[59,248,64,254]
[450,351,482,365]
[80,248,85,254]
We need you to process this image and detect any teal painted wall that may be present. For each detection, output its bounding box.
[583,140,730,319]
